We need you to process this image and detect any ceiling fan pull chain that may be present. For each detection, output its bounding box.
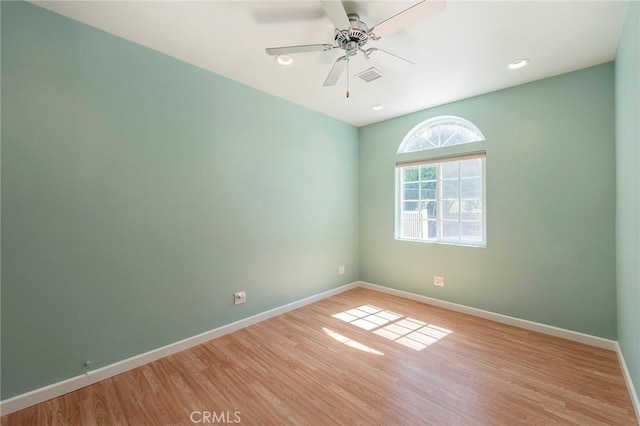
[265,0,433,93]
[346,58,350,98]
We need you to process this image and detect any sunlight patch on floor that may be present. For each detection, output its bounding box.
[332,305,452,351]
[322,327,384,355]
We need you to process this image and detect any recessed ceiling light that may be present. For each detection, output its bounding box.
[508,58,530,70]
[276,55,293,66]
[371,104,384,111]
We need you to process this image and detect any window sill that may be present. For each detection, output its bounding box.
[395,237,486,248]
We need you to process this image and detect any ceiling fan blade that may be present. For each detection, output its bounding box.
[365,48,415,75]
[370,0,447,38]
[321,0,351,30]
[366,48,415,66]
[265,44,334,56]
[323,56,348,87]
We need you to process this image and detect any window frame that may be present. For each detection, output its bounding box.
[395,155,487,247]
[397,115,485,153]
[395,116,487,248]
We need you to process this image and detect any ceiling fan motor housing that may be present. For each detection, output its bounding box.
[334,14,369,52]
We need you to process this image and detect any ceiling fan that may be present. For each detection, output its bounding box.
[265,0,446,96]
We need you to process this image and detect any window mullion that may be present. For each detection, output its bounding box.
[399,169,404,238]
[436,164,441,242]
[459,163,463,241]
[418,166,423,239]
[482,158,487,246]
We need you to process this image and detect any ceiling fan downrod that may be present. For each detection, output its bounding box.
[264,0,444,91]
[334,14,370,52]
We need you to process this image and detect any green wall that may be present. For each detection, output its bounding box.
[615,0,640,400]
[359,63,617,339]
[1,1,359,399]
[1,0,632,405]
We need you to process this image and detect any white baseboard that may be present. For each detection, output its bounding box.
[0,280,626,417]
[0,282,359,416]
[363,280,636,420]
[616,343,640,422]
[358,281,618,350]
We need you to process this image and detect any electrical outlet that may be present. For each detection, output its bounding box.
[234,291,246,305]
[434,276,445,287]
[338,265,345,275]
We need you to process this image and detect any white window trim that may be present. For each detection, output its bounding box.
[397,115,486,154]
[395,153,487,248]
[396,150,486,168]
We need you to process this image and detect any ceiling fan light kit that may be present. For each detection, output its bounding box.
[265,0,446,97]
[275,55,293,65]
[508,58,531,70]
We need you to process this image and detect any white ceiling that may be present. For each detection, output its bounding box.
[31,0,629,127]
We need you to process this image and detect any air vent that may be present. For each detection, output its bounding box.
[356,67,383,83]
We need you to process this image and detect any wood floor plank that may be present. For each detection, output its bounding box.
[2,288,637,425]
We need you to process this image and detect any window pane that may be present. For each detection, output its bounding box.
[420,181,436,190]
[403,135,433,152]
[403,167,419,182]
[450,127,483,145]
[427,221,437,239]
[438,124,461,146]
[442,221,460,239]
[423,127,439,146]
[403,183,419,200]
[461,200,482,221]
[461,177,482,199]
[441,162,459,179]
[442,180,459,199]
[460,159,482,178]
[403,201,419,211]
[426,201,437,218]
[442,200,459,220]
[461,222,483,241]
[420,182,436,199]
[420,165,436,180]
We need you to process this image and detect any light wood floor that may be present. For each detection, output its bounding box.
[2,288,637,425]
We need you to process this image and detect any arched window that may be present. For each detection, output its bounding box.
[396,116,486,246]
[398,115,485,153]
